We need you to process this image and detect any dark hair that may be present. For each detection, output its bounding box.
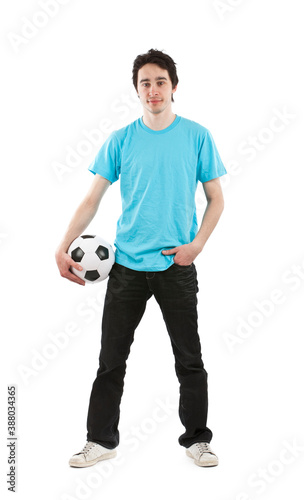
[132,48,179,103]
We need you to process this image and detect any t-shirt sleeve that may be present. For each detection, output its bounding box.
[197,129,227,183]
[88,131,121,184]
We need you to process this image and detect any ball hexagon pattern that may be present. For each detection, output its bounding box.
[68,234,115,283]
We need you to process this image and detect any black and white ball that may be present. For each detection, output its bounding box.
[68,234,115,283]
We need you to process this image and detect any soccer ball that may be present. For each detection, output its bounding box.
[68,234,115,283]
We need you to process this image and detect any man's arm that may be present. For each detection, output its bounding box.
[162,177,225,265]
[191,177,225,252]
[55,174,111,285]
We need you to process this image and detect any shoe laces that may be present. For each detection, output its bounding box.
[196,442,213,456]
[79,442,96,456]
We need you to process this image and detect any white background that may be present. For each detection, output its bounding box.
[1,0,304,499]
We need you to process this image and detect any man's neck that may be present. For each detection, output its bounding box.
[142,109,176,131]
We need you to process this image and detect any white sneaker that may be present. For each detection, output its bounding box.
[69,441,117,468]
[186,442,218,467]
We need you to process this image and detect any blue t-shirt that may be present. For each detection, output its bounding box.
[88,114,227,272]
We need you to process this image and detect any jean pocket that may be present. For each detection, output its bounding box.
[173,263,193,269]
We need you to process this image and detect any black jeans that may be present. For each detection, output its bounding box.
[86,261,212,449]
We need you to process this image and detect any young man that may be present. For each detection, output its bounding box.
[55,48,227,468]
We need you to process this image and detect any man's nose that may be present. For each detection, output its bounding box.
[149,85,159,95]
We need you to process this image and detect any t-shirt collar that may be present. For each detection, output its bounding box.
[139,114,181,134]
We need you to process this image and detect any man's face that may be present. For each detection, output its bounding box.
[137,63,177,115]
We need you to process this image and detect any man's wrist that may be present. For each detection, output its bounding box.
[56,243,69,256]
[190,239,204,254]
